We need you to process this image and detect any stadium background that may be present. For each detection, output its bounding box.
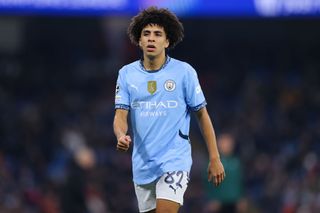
[0,0,320,212]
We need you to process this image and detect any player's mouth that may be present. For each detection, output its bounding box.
[146,45,156,52]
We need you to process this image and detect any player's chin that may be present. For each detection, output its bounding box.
[145,52,157,59]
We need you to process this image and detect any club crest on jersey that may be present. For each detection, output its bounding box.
[164,80,176,92]
[148,81,157,95]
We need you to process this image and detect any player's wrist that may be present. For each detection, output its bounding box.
[209,156,220,162]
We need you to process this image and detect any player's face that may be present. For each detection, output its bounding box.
[139,24,169,59]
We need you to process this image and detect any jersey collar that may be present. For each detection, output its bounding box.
[139,55,171,73]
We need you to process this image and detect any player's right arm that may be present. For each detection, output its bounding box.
[113,109,131,152]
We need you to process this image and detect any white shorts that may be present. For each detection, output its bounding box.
[134,171,189,213]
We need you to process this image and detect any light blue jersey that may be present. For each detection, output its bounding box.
[115,56,207,184]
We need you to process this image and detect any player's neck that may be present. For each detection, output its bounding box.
[143,53,166,71]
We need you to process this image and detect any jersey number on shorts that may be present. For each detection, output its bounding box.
[164,171,188,194]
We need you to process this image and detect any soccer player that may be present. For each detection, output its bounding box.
[113,6,225,213]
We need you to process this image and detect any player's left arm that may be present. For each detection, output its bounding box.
[195,107,225,186]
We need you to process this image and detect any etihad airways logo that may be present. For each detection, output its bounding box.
[131,100,178,109]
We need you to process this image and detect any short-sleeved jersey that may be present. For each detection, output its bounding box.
[115,56,206,184]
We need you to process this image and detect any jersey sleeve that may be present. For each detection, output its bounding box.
[185,64,207,111]
[115,66,130,111]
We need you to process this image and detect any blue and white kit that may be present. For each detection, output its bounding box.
[115,56,206,185]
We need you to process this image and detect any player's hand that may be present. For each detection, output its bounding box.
[116,135,131,152]
[207,158,225,187]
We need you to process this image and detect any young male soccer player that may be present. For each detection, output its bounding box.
[113,7,225,213]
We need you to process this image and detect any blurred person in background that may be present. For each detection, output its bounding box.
[59,129,95,213]
[203,133,244,213]
[113,6,225,213]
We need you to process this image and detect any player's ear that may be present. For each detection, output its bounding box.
[165,39,169,48]
[139,39,142,47]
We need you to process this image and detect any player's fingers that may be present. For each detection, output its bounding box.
[118,139,130,146]
[215,172,225,186]
[117,140,129,148]
[208,171,213,182]
[118,142,129,149]
[213,174,219,186]
[118,135,130,144]
[218,174,223,186]
[116,144,128,151]
[222,171,226,179]
[117,143,127,148]
[214,175,219,186]
[125,136,132,143]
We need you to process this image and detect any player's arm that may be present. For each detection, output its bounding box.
[113,109,131,152]
[195,107,225,186]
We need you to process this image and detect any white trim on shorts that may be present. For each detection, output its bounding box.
[134,171,189,212]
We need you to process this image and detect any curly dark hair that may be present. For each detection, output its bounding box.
[127,6,184,50]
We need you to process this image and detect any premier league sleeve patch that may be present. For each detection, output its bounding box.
[115,84,121,100]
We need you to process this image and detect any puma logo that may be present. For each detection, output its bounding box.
[169,185,177,194]
[130,84,138,91]
[169,183,182,194]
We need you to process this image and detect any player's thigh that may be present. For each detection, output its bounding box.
[156,198,180,213]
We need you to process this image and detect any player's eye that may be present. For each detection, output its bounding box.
[143,31,150,36]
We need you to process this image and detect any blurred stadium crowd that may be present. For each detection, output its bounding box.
[0,17,320,213]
